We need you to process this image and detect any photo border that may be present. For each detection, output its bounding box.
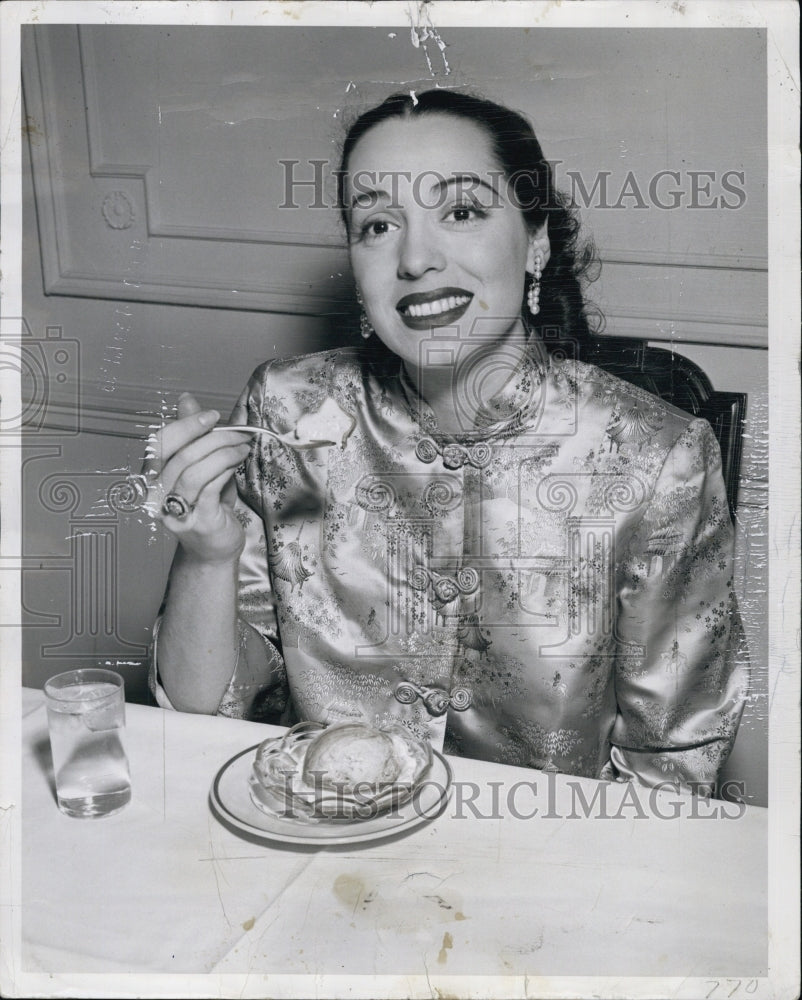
[1,2,798,998]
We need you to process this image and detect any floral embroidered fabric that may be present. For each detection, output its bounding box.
[151,345,748,793]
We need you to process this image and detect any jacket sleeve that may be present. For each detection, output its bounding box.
[608,417,749,795]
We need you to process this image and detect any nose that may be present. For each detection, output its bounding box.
[397,219,446,280]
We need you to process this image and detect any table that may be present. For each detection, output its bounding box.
[21,688,768,979]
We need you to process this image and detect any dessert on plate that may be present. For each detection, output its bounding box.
[249,721,432,821]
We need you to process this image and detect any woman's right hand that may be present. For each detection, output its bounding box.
[141,392,254,564]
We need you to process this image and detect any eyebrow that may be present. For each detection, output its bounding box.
[349,190,391,209]
[436,173,501,199]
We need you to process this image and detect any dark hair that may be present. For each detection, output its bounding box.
[337,89,602,353]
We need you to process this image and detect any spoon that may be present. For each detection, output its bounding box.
[212,424,336,450]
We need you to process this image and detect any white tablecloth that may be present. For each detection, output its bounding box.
[21,688,767,978]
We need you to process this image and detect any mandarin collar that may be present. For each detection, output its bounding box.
[394,336,550,444]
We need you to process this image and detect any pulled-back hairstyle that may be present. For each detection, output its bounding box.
[337,89,602,355]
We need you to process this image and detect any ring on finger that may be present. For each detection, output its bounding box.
[162,492,195,520]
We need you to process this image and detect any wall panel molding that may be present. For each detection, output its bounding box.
[601,249,766,272]
[77,28,345,252]
[23,27,354,316]
[39,378,236,440]
[603,312,767,348]
[23,25,767,346]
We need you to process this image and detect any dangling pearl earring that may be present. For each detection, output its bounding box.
[355,288,373,340]
[527,252,543,316]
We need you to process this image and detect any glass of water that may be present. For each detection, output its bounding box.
[44,668,131,818]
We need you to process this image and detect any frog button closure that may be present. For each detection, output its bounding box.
[394,681,473,717]
[415,438,493,471]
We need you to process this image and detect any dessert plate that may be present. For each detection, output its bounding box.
[210,743,453,846]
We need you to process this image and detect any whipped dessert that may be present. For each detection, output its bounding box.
[250,721,432,821]
[292,398,356,449]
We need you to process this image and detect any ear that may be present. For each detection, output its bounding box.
[526,219,551,271]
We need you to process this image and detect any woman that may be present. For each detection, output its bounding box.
[142,90,747,794]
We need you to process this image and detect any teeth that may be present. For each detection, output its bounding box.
[404,295,470,318]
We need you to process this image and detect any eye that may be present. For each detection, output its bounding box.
[444,201,488,226]
[354,217,399,244]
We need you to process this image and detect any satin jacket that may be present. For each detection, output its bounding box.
[152,345,748,792]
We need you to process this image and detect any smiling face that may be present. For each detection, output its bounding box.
[345,114,544,372]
